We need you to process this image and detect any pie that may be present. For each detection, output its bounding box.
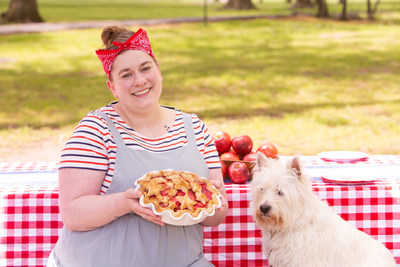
[136,170,221,218]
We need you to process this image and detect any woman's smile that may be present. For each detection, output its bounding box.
[132,87,151,96]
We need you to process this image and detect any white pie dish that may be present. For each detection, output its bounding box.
[134,169,222,226]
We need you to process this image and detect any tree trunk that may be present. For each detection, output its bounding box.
[367,0,380,20]
[367,0,372,19]
[340,0,348,20]
[224,0,256,10]
[315,0,329,17]
[1,0,43,24]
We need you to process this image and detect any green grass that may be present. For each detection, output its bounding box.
[1,5,400,159]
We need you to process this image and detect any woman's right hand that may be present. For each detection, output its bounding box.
[125,188,165,226]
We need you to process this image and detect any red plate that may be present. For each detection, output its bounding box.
[321,174,377,185]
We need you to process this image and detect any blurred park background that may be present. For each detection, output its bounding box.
[0,0,399,162]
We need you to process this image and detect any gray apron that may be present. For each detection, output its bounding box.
[52,111,213,267]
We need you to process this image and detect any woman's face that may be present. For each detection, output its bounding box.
[107,50,163,112]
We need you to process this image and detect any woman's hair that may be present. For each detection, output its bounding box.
[101,25,135,50]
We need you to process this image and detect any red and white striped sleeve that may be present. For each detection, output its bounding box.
[192,114,221,170]
[59,113,112,171]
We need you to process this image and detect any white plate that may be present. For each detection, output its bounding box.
[134,170,222,226]
[318,151,369,162]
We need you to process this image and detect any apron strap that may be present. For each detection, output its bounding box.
[182,113,196,145]
[93,110,196,149]
[91,111,126,148]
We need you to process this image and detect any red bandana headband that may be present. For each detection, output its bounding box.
[95,28,155,79]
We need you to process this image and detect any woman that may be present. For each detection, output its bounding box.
[47,26,228,266]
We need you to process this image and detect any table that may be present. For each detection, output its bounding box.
[1,156,400,266]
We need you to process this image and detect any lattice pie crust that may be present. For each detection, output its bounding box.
[136,170,221,218]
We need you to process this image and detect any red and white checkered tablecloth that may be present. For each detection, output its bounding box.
[0,186,62,267]
[0,162,59,173]
[1,156,400,266]
[0,155,398,172]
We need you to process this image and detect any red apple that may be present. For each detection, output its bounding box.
[242,151,256,162]
[231,135,253,156]
[220,160,228,179]
[257,142,278,158]
[228,162,250,184]
[213,131,231,155]
[220,151,240,161]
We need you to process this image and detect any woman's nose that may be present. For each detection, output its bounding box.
[133,73,147,87]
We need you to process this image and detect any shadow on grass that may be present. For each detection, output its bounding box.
[193,98,400,120]
[1,20,400,129]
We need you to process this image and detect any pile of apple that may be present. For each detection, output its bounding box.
[213,131,278,184]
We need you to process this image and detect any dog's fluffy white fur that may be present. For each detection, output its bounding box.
[250,153,396,267]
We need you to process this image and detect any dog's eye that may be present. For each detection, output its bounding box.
[259,187,264,192]
[277,189,284,196]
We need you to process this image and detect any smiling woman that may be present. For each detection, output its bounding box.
[45,25,228,267]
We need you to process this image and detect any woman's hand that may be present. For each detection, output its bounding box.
[201,169,229,227]
[209,179,228,215]
[125,188,165,226]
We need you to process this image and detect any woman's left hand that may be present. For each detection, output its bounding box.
[125,188,165,226]
[209,179,228,212]
[201,169,229,227]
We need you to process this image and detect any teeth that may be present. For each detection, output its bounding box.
[133,88,150,96]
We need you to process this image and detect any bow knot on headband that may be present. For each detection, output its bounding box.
[112,41,129,50]
[96,28,155,79]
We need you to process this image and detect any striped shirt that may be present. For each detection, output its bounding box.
[59,103,221,194]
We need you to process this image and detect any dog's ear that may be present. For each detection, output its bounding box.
[288,155,302,178]
[255,151,269,169]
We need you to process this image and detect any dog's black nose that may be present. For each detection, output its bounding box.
[260,204,271,215]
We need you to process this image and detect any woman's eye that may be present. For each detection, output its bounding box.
[122,73,131,78]
[142,66,151,72]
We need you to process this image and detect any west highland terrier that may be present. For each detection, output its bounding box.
[250,153,396,267]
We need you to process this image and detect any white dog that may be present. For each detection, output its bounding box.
[250,153,396,267]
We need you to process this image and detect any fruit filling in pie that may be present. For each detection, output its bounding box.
[137,170,221,218]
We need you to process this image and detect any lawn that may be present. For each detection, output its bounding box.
[0,2,400,161]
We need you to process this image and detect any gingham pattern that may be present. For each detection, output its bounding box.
[1,156,400,266]
[203,184,267,267]
[313,181,400,264]
[0,162,59,173]
[0,186,62,267]
[0,155,399,172]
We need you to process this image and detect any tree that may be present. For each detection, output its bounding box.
[315,0,329,17]
[366,0,381,20]
[1,0,43,24]
[224,0,256,10]
[340,0,348,20]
